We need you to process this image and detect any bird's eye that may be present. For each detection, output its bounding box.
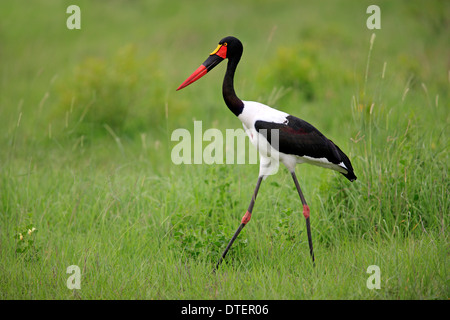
[223,42,228,46]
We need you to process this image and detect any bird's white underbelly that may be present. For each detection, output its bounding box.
[293,155,347,173]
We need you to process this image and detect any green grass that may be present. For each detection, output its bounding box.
[0,1,448,299]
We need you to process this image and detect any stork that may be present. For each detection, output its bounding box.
[177,36,356,270]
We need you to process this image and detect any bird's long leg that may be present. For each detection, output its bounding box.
[214,175,264,271]
[291,171,315,266]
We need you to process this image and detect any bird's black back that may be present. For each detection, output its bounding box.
[255,115,357,181]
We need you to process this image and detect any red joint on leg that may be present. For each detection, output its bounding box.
[303,205,310,219]
[241,211,252,225]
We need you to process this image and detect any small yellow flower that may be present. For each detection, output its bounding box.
[28,229,32,235]
[19,233,23,241]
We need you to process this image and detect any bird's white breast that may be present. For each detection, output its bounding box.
[237,101,294,175]
[238,100,288,152]
[238,101,289,129]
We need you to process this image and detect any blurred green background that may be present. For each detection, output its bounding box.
[1,1,447,148]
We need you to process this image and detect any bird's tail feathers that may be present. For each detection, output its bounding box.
[333,143,357,182]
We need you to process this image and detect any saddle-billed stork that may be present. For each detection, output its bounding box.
[177,36,357,270]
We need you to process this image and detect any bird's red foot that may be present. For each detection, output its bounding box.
[303,205,310,219]
[241,210,252,225]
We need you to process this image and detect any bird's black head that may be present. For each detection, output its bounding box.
[177,36,243,91]
[216,36,243,61]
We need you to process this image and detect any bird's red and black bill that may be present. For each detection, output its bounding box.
[176,43,228,91]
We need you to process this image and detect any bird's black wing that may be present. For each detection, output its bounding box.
[255,115,356,181]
